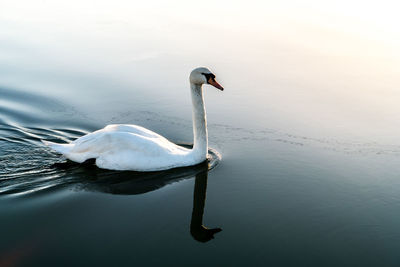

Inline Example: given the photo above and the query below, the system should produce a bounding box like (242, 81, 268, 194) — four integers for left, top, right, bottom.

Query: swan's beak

(208, 78, 224, 91)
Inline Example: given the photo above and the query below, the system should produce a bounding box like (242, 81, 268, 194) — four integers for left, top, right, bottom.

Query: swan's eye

(201, 73, 216, 83)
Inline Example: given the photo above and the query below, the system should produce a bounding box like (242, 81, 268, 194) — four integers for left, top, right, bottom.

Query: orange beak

(208, 78, 224, 91)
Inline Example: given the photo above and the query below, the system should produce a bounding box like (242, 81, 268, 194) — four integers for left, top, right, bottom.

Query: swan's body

(44, 67, 223, 171)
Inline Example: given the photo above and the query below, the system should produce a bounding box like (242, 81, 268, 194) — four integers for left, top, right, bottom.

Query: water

(1, 1, 400, 266)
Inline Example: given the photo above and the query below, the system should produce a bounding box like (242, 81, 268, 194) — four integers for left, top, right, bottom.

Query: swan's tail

(42, 140, 74, 155)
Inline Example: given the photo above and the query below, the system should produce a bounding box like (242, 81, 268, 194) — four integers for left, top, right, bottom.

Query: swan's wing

(71, 124, 166, 147)
(71, 130, 174, 154)
(104, 124, 166, 139)
(70, 127, 186, 153)
(61, 124, 190, 170)
(68, 131, 189, 170)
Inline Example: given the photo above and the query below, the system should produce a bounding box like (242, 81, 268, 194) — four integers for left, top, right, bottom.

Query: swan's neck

(190, 83, 208, 161)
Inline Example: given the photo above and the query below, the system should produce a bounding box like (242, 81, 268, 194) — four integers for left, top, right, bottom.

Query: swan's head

(190, 67, 224, 91)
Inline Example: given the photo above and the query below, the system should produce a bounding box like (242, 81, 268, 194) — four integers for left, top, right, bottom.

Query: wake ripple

(0, 124, 221, 197)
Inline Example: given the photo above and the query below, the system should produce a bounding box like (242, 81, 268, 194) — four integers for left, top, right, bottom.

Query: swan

(43, 67, 224, 171)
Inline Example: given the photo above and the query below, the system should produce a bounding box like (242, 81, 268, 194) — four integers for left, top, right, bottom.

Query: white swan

(44, 67, 224, 171)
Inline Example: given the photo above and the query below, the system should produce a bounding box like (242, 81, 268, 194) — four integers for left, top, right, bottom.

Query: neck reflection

(190, 169, 222, 242)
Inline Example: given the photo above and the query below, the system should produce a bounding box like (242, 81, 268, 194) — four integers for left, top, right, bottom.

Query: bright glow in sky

(1, 0, 399, 140)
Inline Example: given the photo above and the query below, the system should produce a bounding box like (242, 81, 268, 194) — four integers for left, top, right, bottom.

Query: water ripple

(0, 125, 221, 197)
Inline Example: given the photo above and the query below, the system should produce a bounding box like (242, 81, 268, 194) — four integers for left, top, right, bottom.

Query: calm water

(1, 1, 400, 266)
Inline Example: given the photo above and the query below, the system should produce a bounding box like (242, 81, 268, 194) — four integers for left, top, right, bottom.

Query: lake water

(1, 1, 400, 266)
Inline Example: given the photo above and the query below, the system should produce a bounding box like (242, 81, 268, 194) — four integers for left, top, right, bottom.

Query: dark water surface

(2, 1, 400, 266)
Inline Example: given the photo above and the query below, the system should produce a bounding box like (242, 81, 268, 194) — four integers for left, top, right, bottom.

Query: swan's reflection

(60, 160, 223, 242)
(190, 169, 222, 242)
(2, 146, 222, 242)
